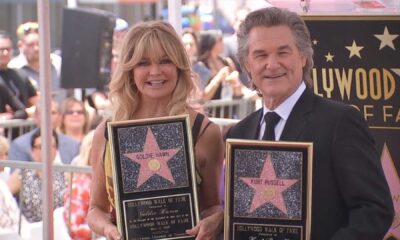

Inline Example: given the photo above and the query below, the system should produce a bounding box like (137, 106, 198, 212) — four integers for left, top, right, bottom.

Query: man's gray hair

(236, 7, 314, 87)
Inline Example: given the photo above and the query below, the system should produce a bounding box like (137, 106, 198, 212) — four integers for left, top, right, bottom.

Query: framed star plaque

(224, 139, 313, 240)
(107, 115, 199, 240)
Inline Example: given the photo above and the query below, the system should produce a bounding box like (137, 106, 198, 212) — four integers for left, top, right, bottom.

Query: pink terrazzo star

(381, 143, 400, 239)
(124, 127, 180, 188)
(240, 153, 298, 215)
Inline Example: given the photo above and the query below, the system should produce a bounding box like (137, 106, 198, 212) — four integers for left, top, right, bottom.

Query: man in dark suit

(226, 7, 394, 239)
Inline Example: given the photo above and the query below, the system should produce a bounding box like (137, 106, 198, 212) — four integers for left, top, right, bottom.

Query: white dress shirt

(258, 82, 306, 140)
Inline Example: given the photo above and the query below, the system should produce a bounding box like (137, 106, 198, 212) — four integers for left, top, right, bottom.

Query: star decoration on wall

(345, 40, 364, 59)
(240, 153, 298, 215)
(374, 26, 399, 50)
(391, 68, 400, 77)
(325, 52, 334, 62)
(312, 39, 318, 45)
(381, 143, 400, 239)
(124, 127, 180, 188)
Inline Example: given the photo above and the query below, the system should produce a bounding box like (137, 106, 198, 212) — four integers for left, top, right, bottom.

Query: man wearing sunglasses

(0, 30, 37, 114)
(8, 22, 70, 104)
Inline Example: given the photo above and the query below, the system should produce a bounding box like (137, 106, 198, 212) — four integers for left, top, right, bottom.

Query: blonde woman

(0, 136, 10, 181)
(59, 97, 89, 142)
(87, 21, 224, 240)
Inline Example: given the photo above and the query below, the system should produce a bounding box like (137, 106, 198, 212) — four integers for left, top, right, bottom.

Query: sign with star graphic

(224, 140, 313, 240)
(303, 16, 399, 240)
(107, 115, 199, 240)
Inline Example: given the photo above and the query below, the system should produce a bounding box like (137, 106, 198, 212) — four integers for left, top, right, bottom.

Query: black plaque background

(123, 194, 194, 239)
(225, 140, 312, 240)
(108, 115, 199, 240)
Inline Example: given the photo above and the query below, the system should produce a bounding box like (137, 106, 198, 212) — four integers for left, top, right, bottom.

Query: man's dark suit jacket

(226, 88, 394, 239)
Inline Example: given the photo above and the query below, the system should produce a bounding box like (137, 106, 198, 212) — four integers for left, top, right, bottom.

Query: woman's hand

(217, 66, 230, 82)
(186, 206, 224, 240)
(225, 71, 244, 97)
(103, 223, 122, 240)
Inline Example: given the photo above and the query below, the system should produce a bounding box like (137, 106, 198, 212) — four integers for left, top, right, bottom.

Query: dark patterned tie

(262, 112, 281, 141)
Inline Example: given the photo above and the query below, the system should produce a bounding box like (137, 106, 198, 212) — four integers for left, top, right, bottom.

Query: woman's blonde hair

(73, 130, 95, 167)
(0, 135, 9, 158)
(65, 131, 94, 181)
(109, 21, 197, 121)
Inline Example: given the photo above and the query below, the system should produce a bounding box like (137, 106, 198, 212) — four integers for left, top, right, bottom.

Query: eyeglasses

(65, 110, 84, 115)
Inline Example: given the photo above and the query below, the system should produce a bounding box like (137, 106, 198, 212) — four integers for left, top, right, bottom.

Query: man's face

(0, 38, 13, 69)
(20, 32, 40, 65)
(245, 25, 306, 106)
(34, 101, 61, 129)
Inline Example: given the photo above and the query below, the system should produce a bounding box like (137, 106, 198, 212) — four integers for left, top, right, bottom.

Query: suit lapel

(245, 109, 263, 139)
(280, 88, 315, 141)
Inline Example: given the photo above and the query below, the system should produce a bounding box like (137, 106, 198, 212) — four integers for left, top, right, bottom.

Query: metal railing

(210, 117, 239, 130)
(0, 160, 92, 240)
(0, 119, 36, 142)
(203, 98, 256, 119)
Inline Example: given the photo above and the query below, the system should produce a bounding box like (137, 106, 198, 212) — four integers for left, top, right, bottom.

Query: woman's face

(63, 102, 86, 130)
(133, 45, 178, 102)
(32, 136, 57, 162)
(182, 33, 198, 60)
(211, 36, 224, 55)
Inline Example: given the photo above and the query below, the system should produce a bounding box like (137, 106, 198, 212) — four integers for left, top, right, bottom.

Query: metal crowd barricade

(0, 119, 36, 141)
(203, 98, 256, 119)
(0, 160, 94, 240)
(210, 117, 240, 130)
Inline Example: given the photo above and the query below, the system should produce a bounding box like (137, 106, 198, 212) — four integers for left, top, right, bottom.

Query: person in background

(0, 135, 21, 232)
(63, 130, 94, 240)
(222, 7, 251, 88)
(0, 136, 11, 181)
(8, 22, 70, 103)
(198, 29, 242, 100)
(182, 28, 210, 91)
(0, 81, 28, 120)
(0, 178, 20, 233)
(226, 7, 394, 239)
(59, 97, 90, 142)
(8, 99, 79, 164)
(87, 21, 224, 240)
(83, 17, 128, 131)
(7, 128, 66, 223)
(0, 30, 37, 115)
(110, 17, 129, 77)
(182, 28, 221, 104)
(85, 91, 110, 130)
